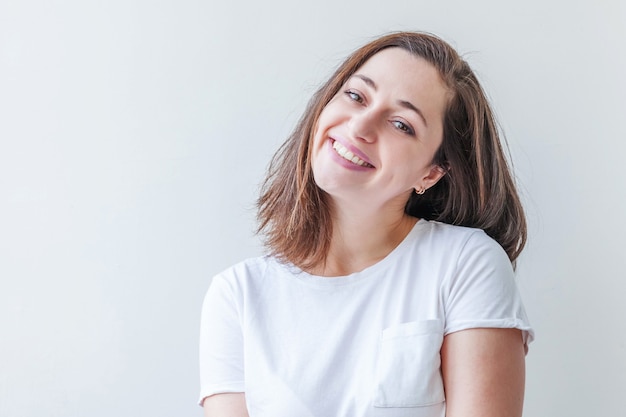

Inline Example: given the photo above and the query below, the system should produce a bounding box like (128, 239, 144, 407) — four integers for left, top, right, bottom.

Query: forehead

(352, 47, 449, 120)
(355, 47, 445, 89)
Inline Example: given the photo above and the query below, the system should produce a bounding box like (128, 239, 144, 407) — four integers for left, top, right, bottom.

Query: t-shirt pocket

(373, 319, 445, 408)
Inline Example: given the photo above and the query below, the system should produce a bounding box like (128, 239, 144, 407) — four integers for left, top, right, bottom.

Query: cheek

(389, 150, 434, 182)
(310, 125, 324, 165)
(312, 109, 331, 144)
(311, 105, 340, 154)
(310, 125, 328, 173)
(316, 98, 345, 127)
(314, 111, 331, 135)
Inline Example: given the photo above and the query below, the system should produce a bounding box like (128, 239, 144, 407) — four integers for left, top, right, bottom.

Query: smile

(331, 141, 374, 168)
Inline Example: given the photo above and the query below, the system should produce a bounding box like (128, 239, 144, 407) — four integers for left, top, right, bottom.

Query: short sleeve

(198, 274, 245, 405)
(441, 231, 534, 348)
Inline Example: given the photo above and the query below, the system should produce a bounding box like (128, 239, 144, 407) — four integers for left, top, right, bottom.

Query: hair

(257, 31, 526, 269)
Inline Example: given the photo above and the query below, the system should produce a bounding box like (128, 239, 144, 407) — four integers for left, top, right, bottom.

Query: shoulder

(413, 221, 514, 296)
(210, 255, 274, 289)
(215, 256, 272, 280)
(208, 255, 300, 298)
(415, 220, 503, 260)
(419, 219, 487, 240)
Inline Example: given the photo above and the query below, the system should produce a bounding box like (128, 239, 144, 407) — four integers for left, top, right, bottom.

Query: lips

(331, 139, 374, 168)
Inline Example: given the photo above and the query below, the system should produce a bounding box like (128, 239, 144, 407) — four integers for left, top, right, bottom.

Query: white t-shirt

(199, 220, 534, 417)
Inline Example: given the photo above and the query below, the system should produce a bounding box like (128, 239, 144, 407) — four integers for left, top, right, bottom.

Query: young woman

(199, 32, 534, 417)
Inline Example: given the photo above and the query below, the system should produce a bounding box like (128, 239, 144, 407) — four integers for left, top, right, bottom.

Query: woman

(199, 32, 534, 417)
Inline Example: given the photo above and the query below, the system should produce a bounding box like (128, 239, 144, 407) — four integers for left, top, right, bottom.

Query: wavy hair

(257, 32, 526, 269)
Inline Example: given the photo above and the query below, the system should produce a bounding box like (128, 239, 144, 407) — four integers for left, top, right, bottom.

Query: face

(311, 47, 449, 212)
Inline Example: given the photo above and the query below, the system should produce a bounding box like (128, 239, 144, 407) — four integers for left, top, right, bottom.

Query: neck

(309, 202, 418, 277)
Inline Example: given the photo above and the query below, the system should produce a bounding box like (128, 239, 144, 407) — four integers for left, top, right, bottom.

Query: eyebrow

(353, 74, 428, 127)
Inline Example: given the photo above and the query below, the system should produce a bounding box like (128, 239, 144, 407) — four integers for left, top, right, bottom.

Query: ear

(414, 164, 447, 193)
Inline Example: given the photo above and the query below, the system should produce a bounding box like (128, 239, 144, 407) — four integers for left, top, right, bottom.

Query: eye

(391, 120, 415, 136)
(344, 89, 364, 103)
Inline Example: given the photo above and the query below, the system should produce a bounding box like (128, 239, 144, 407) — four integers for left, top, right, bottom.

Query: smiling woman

(310, 48, 448, 233)
(199, 32, 533, 417)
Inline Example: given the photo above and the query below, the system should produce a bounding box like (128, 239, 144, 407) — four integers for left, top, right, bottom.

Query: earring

(415, 187, 425, 195)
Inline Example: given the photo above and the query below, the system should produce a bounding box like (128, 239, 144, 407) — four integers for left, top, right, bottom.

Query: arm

(199, 274, 248, 415)
(441, 328, 526, 417)
(202, 393, 249, 417)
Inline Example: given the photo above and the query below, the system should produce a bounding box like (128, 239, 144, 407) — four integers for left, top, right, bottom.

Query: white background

(1, 1, 625, 416)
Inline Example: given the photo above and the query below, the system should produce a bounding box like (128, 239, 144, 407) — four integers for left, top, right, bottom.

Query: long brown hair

(257, 32, 526, 268)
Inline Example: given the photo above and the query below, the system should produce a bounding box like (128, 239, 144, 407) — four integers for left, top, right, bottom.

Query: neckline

(274, 219, 428, 288)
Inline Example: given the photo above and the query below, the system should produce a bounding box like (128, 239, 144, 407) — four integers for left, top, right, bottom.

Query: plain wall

(1, 0, 625, 416)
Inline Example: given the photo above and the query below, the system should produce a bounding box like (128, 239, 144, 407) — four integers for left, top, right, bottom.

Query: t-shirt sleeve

(442, 230, 534, 348)
(198, 273, 245, 405)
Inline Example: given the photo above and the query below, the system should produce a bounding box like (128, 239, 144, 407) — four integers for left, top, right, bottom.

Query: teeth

(332, 141, 371, 167)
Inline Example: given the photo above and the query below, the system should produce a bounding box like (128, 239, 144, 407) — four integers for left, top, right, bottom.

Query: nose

(348, 108, 379, 143)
